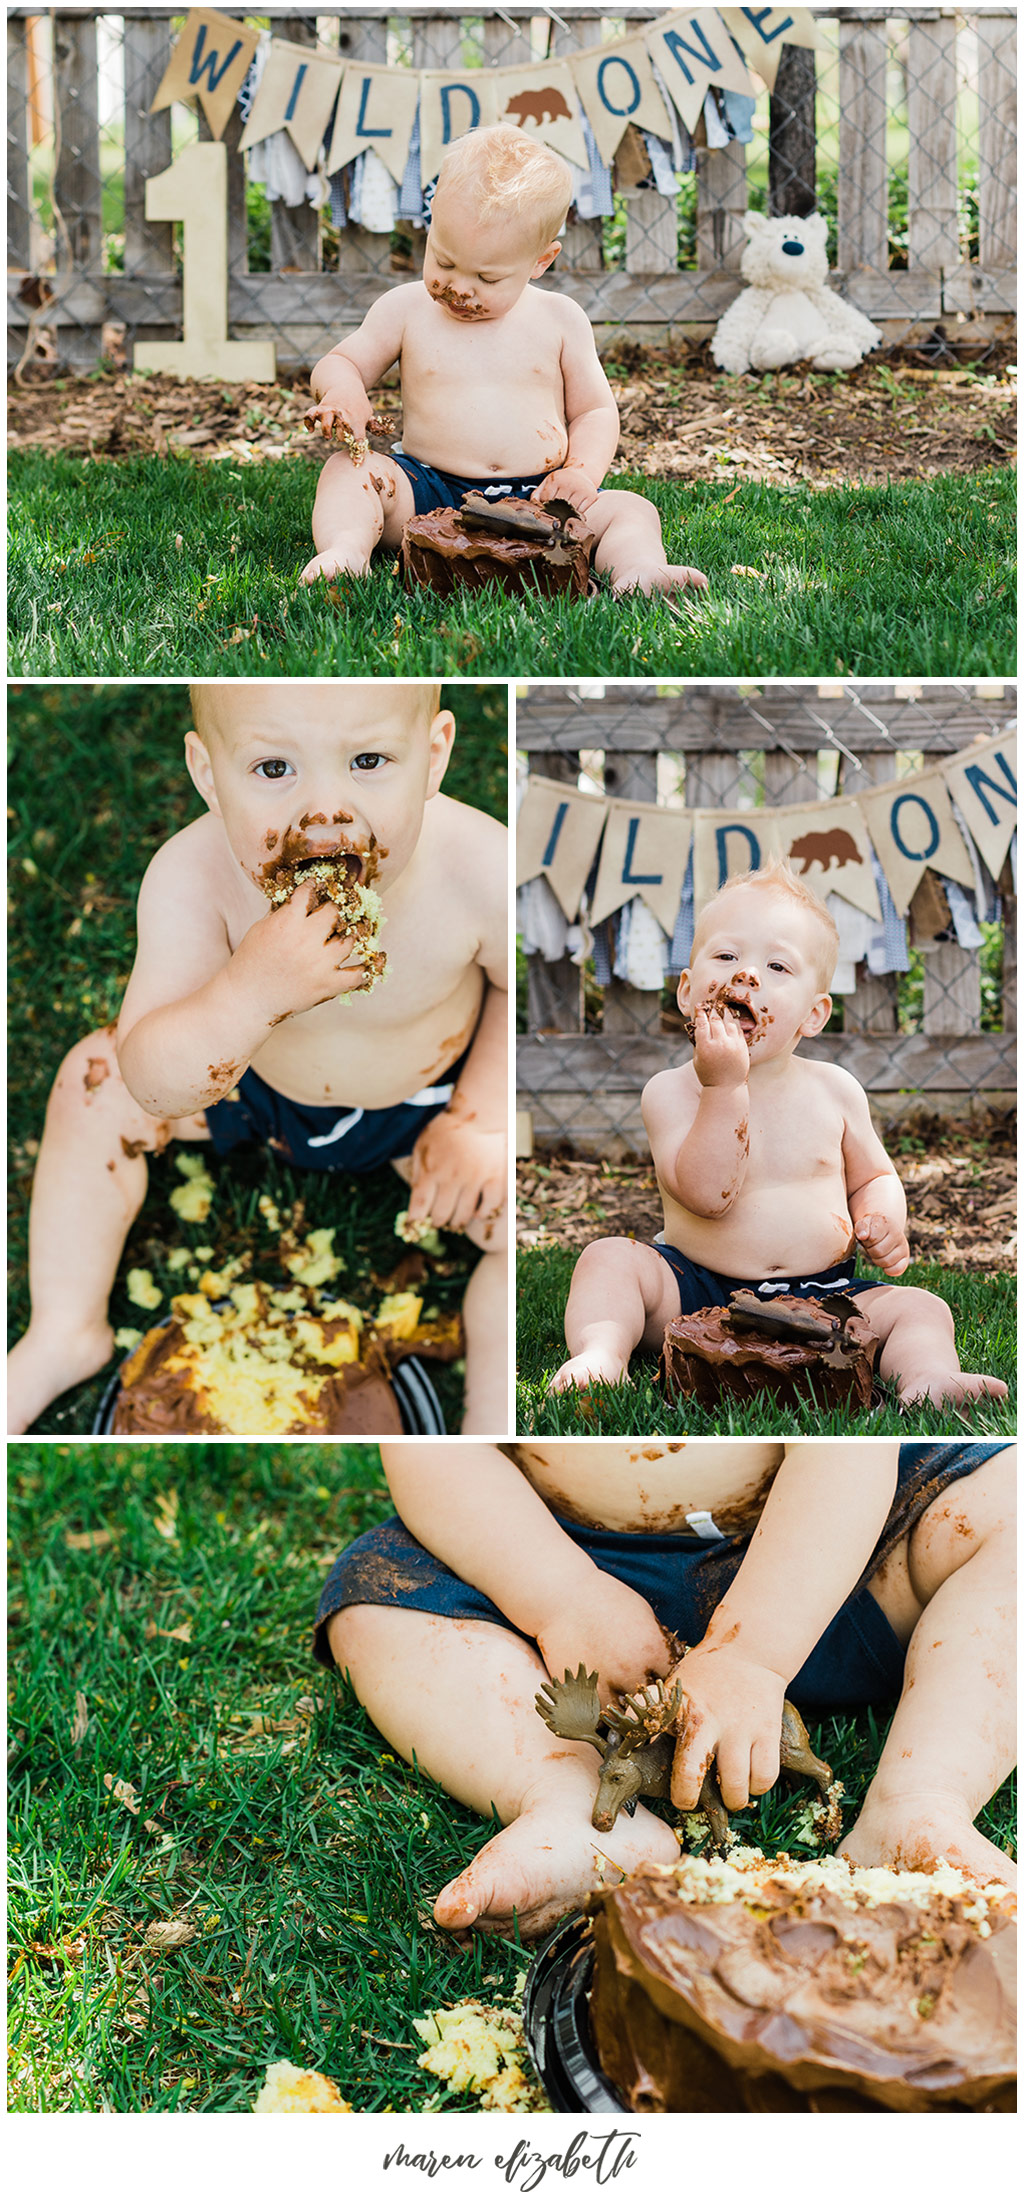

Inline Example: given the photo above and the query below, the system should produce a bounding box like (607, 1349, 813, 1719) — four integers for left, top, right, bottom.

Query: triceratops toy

(535, 1664, 841, 1847)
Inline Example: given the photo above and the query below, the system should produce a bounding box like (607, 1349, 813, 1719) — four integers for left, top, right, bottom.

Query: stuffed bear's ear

(743, 210, 769, 236)
(807, 212, 829, 242)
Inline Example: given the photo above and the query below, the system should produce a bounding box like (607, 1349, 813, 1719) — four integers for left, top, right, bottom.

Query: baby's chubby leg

(549, 1236, 680, 1394)
(585, 489, 708, 600)
(328, 1605, 679, 1941)
(7, 1031, 208, 1434)
(855, 1282, 1009, 1409)
(843, 1448, 1016, 1886)
(301, 449, 416, 586)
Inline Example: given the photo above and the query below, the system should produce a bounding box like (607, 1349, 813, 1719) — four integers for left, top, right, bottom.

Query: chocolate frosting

(402, 501, 594, 600)
(587, 1867, 1016, 2113)
(661, 1296, 878, 1412)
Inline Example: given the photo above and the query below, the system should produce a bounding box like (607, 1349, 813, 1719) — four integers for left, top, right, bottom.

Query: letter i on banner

(150, 7, 260, 139)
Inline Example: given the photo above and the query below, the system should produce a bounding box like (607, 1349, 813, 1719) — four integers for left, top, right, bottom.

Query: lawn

(7, 682, 507, 1437)
(9, 1440, 1015, 2113)
(7, 450, 1015, 678)
(516, 1247, 1016, 1438)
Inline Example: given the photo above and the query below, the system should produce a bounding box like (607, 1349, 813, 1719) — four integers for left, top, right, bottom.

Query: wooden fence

(517, 684, 1016, 1152)
(7, 6, 1017, 373)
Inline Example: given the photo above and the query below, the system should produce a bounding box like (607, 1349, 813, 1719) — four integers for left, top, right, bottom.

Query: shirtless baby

(550, 861, 1006, 1411)
(300, 124, 707, 600)
(318, 1438, 1016, 1938)
(8, 683, 508, 1436)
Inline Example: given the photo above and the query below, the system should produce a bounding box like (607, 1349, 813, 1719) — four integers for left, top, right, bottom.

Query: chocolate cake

(586, 1852, 1017, 2113)
(258, 831, 387, 992)
(660, 1293, 879, 1413)
(110, 1282, 460, 1436)
(402, 495, 594, 599)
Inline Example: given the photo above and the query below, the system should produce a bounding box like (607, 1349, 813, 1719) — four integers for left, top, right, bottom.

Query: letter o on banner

(889, 791, 940, 863)
(597, 54, 642, 118)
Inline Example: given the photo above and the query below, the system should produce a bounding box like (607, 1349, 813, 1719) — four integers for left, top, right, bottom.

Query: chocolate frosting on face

(587, 1865, 1017, 2113)
(661, 1296, 878, 1412)
(111, 1318, 404, 1436)
(402, 502, 594, 600)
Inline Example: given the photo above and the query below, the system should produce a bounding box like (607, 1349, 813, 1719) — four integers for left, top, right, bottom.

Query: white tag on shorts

(685, 1510, 725, 1540)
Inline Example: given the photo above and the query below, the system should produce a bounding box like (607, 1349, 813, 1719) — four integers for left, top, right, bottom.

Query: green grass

(516, 1247, 1016, 1438)
(8, 451, 1016, 677)
(7, 683, 507, 1435)
(9, 1440, 1015, 2112)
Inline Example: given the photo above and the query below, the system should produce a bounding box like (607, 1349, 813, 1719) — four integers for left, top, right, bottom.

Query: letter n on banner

(515, 775, 609, 919)
(645, 9, 752, 133)
(942, 732, 1018, 877)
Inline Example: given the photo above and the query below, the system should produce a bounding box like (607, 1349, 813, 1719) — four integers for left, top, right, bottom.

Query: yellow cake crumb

(376, 1291, 423, 1338)
(252, 2060, 352, 2113)
(126, 1268, 162, 1311)
(170, 1153, 215, 1223)
(413, 2000, 549, 2113)
(394, 1210, 444, 1256)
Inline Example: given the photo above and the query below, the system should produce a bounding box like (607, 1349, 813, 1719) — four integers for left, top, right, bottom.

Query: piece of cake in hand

(7, 682, 508, 1437)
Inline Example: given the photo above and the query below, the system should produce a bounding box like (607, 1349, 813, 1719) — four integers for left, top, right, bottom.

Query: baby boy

(8, 683, 508, 1436)
(550, 861, 1006, 1410)
(318, 1438, 1015, 1938)
(301, 123, 707, 600)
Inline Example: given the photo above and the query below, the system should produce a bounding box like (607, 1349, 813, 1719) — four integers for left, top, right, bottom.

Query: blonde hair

(693, 859, 839, 988)
(189, 683, 443, 742)
(435, 123, 573, 250)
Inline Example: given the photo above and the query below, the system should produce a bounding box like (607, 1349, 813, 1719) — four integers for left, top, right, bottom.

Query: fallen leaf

(144, 1919, 197, 1951)
(730, 563, 766, 579)
(153, 1488, 179, 1541)
(69, 1690, 89, 1747)
(66, 1528, 115, 1552)
(104, 1773, 142, 1815)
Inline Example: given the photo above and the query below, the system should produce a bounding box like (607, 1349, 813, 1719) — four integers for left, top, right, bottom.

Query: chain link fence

(7, 7, 1016, 374)
(517, 682, 1016, 1152)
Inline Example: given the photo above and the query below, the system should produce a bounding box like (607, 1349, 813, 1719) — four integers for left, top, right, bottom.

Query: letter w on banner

(645, 8, 753, 133)
(516, 776, 608, 920)
(942, 732, 1017, 877)
(150, 7, 260, 140)
(591, 800, 692, 933)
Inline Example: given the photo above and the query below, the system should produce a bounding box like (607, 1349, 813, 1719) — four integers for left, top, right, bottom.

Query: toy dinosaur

(535, 1663, 841, 1846)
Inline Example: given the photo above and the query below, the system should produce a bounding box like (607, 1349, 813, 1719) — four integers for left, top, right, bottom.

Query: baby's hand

(303, 398, 370, 449)
(407, 1113, 505, 1239)
(234, 886, 369, 1024)
(666, 1645, 787, 1813)
(535, 1572, 674, 1713)
(691, 1004, 750, 1089)
(533, 467, 600, 515)
(853, 1211, 910, 1277)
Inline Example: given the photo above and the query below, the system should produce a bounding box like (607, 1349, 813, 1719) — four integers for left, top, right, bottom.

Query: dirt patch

(7, 358, 1015, 488)
(517, 1110, 1015, 1273)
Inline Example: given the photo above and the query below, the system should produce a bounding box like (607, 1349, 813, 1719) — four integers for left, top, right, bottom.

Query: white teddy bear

(712, 210, 882, 375)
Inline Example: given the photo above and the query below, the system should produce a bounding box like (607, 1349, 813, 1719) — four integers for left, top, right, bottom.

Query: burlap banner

(489, 62, 589, 168)
(644, 8, 753, 135)
(568, 34, 673, 166)
(858, 769, 975, 916)
(591, 799, 692, 933)
(942, 732, 1018, 878)
(150, 7, 260, 140)
(238, 38, 343, 169)
(766, 800, 882, 920)
(515, 776, 608, 920)
(419, 70, 500, 190)
(719, 7, 820, 92)
(691, 806, 784, 918)
(325, 64, 420, 186)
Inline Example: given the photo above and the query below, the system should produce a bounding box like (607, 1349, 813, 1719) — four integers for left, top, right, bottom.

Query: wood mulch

(7, 354, 1016, 488)
(516, 1109, 1015, 1274)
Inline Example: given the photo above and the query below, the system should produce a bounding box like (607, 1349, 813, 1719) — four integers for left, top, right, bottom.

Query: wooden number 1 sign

(134, 142, 276, 382)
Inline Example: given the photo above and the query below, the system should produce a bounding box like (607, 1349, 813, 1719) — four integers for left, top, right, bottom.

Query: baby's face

(186, 686, 453, 894)
(679, 886, 832, 1060)
(423, 187, 558, 323)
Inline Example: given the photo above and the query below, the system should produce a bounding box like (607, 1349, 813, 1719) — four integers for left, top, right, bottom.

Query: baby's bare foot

(7, 1320, 115, 1435)
(433, 1793, 680, 1942)
(842, 1789, 1017, 1890)
(610, 563, 709, 600)
(300, 544, 372, 586)
(547, 1349, 629, 1396)
(896, 1371, 1009, 1409)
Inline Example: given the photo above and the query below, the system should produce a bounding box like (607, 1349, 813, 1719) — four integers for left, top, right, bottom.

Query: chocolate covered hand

(666, 1645, 787, 1812)
(303, 397, 371, 448)
(407, 1113, 505, 1239)
(234, 886, 368, 1023)
(533, 466, 600, 514)
(535, 1572, 674, 1713)
(691, 1005, 750, 1089)
(853, 1211, 910, 1277)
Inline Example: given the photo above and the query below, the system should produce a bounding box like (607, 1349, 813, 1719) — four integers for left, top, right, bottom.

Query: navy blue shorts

(314, 1442, 1006, 1705)
(391, 450, 549, 518)
(204, 1052, 467, 1175)
(653, 1245, 882, 1316)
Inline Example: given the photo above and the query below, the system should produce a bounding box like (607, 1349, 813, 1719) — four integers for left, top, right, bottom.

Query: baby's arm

(839, 1070, 910, 1276)
(117, 837, 370, 1117)
(643, 1009, 752, 1217)
(533, 299, 620, 512)
(306, 290, 408, 443)
(406, 816, 508, 1237)
(669, 1443, 900, 1809)
(380, 1443, 672, 1703)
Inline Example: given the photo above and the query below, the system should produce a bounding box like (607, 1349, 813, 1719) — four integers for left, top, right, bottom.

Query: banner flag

(515, 776, 608, 919)
(941, 733, 1018, 877)
(419, 70, 499, 187)
(569, 34, 673, 165)
(150, 8, 260, 140)
(644, 9, 753, 133)
(858, 770, 975, 915)
(325, 63, 420, 185)
(719, 7, 820, 92)
(770, 801, 881, 919)
(591, 800, 691, 933)
(238, 38, 343, 168)
(489, 62, 589, 168)
(691, 807, 783, 918)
